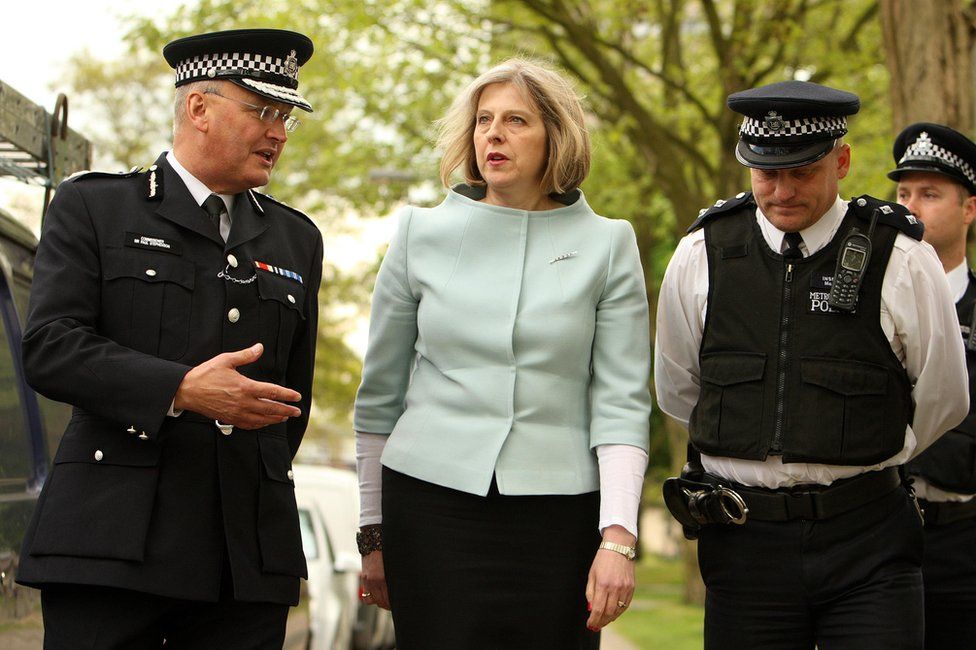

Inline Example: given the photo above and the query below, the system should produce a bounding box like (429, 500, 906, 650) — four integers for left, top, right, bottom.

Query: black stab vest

(688, 207, 913, 465)
(907, 270, 976, 492)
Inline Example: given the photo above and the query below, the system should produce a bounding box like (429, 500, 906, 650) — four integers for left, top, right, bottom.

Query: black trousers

(40, 583, 288, 649)
(921, 515, 976, 649)
(382, 467, 601, 650)
(697, 485, 924, 650)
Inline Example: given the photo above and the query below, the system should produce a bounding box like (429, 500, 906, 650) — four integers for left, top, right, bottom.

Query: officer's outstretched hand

(173, 343, 302, 429)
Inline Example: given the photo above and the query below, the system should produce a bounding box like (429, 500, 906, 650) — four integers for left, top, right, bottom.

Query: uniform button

(227, 254, 238, 268)
(228, 308, 240, 323)
(856, 198, 868, 207)
(287, 294, 296, 304)
(94, 450, 104, 461)
(145, 269, 156, 277)
(735, 192, 746, 199)
(287, 469, 294, 480)
(127, 426, 136, 434)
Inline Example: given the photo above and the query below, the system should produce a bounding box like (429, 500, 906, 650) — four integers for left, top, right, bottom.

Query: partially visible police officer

(15, 29, 323, 649)
(656, 81, 968, 649)
(889, 123, 976, 649)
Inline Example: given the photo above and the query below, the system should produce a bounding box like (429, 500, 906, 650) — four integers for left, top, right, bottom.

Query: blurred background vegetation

(43, 0, 976, 616)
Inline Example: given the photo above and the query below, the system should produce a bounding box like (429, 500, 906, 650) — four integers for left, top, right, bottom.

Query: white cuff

(167, 399, 183, 418)
(596, 444, 648, 538)
(356, 432, 388, 526)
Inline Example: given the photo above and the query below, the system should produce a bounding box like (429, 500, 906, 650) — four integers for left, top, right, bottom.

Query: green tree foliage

(60, 0, 894, 457)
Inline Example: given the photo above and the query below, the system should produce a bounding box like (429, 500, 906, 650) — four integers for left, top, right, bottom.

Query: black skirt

(382, 467, 601, 650)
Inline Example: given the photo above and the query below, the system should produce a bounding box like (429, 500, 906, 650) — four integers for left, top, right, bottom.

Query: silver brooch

(549, 251, 579, 264)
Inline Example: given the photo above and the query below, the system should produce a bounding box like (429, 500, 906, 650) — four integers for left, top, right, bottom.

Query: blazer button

(227, 254, 238, 268)
(227, 308, 241, 323)
(145, 269, 156, 277)
(287, 469, 294, 480)
(287, 294, 296, 304)
(94, 450, 104, 461)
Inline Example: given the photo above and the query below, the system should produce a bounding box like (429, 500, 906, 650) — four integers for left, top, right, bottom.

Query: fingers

(252, 380, 301, 404)
(220, 343, 264, 367)
(585, 553, 636, 631)
(361, 552, 391, 610)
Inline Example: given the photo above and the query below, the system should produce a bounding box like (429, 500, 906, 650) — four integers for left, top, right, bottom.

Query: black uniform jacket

(16, 153, 323, 606)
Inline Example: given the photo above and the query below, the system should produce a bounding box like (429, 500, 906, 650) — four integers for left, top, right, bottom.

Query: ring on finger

(362, 591, 372, 598)
(616, 600, 628, 608)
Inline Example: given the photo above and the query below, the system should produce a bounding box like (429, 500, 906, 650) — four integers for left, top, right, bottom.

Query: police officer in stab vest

(655, 81, 968, 649)
(889, 123, 976, 649)
(15, 29, 323, 648)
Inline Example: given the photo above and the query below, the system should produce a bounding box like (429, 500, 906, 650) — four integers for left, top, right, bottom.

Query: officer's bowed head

(888, 123, 976, 196)
(727, 80, 860, 170)
(163, 28, 314, 112)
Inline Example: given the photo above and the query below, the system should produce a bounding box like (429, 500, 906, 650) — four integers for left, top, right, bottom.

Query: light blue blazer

(354, 185, 652, 496)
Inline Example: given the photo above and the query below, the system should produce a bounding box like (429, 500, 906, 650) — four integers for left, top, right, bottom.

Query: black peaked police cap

(164, 28, 314, 112)
(888, 122, 976, 195)
(727, 80, 860, 170)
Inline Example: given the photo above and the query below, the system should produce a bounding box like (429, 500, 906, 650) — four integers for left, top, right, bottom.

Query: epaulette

(687, 191, 755, 232)
(250, 189, 316, 227)
(66, 168, 141, 183)
(849, 195, 924, 241)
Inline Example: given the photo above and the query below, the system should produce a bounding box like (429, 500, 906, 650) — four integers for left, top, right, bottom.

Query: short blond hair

(436, 58, 590, 194)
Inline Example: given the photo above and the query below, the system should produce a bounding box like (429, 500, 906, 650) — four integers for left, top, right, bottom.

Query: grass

(612, 554, 704, 649)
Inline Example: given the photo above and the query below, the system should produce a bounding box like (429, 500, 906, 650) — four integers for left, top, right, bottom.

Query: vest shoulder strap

(849, 195, 924, 241)
(688, 191, 755, 233)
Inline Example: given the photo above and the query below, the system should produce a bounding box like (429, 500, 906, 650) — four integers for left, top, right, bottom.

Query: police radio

(827, 208, 879, 313)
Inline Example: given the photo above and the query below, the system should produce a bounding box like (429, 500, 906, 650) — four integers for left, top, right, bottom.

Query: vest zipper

(772, 261, 795, 453)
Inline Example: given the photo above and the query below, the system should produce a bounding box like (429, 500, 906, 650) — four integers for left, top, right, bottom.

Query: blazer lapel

(226, 189, 269, 250)
(153, 156, 224, 247)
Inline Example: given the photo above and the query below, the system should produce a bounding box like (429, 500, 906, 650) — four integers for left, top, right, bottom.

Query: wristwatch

(356, 525, 382, 555)
(599, 540, 637, 560)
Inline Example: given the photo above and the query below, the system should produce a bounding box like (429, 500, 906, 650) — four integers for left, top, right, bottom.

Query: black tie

(202, 194, 225, 233)
(783, 231, 804, 259)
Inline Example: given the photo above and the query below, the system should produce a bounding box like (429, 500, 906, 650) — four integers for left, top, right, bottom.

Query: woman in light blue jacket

(354, 58, 652, 649)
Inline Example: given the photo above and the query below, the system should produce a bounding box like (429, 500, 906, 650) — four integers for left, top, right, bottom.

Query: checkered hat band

(899, 141, 976, 188)
(239, 78, 311, 111)
(740, 115, 847, 139)
(175, 52, 298, 86)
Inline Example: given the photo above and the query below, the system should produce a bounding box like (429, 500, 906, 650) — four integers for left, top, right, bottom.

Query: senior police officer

(889, 123, 976, 649)
(15, 29, 323, 648)
(656, 81, 968, 649)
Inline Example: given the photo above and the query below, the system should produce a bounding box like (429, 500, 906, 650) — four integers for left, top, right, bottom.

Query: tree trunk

(880, 0, 976, 132)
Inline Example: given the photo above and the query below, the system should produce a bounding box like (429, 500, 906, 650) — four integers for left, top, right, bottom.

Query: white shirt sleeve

(654, 230, 708, 427)
(356, 432, 388, 526)
(596, 443, 648, 538)
(883, 237, 969, 456)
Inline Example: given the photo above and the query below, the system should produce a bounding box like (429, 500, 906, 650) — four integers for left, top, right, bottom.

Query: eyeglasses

(204, 90, 301, 132)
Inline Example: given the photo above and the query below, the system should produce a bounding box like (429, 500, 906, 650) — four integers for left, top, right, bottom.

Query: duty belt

(918, 498, 976, 526)
(664, 466, 902, 537)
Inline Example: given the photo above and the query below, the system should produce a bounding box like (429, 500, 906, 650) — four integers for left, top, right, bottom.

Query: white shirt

(913, 260, 974, 502)
(166, 151, 234, 241)
(655, 196, 969, 488)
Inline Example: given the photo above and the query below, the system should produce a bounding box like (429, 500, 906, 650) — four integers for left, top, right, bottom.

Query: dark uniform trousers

(698, 486, 924, 650)
(15, 153, 323, 646)
(920, 517, 976, 648)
